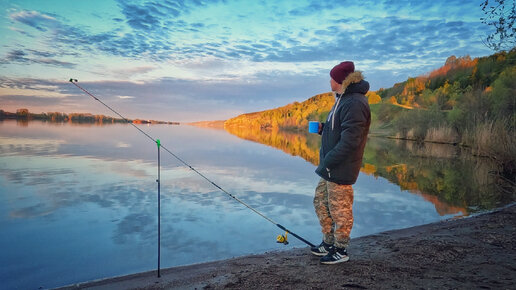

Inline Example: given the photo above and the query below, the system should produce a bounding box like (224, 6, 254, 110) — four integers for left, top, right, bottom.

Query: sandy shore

(59, 204, 515, 289)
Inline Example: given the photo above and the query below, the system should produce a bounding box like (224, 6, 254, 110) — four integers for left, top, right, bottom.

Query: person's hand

(318, 123, 323, 134)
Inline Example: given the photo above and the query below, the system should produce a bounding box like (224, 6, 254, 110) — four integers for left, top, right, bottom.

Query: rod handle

(276, 224, 315, 247)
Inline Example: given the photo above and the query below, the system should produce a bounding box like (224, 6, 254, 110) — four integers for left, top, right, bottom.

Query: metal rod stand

(157, 139, 161, 278)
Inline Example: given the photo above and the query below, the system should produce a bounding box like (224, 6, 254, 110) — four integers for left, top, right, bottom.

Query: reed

(465, 118, 516, 161)
(425, 125, 459, 144)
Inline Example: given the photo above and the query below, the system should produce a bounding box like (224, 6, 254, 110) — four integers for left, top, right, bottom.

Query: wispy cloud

(1, 49, 76, 68)
(3, 49, 29, 62)
(5, 1, 491, 68)
(112, 66, 157, 78)
(9, 10, 59, 32)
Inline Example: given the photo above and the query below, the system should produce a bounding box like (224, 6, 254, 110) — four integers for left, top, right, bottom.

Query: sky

(0, 0, 494, 122)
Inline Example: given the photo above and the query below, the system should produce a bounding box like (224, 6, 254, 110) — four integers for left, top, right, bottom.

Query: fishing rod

(69, 78, 315, 248)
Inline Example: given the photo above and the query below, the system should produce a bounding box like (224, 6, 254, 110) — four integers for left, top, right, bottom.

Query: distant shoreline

(187, 120, 226, 129)
(0, 109, 180, 125)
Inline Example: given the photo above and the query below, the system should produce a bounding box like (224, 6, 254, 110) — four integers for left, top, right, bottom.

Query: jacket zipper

(326, 95, 342, 178)
(326, 94, 341, 178)
(332, 95, 342, 130)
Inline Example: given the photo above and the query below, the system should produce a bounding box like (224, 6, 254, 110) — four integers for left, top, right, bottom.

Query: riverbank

(60, 204, 515, 289)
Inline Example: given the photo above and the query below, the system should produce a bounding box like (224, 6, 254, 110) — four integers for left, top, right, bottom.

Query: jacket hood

(336, 71, 369, 95)
(345, 79, 369, 95)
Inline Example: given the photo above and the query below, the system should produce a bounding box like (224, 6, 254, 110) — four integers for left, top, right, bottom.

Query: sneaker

(310, 241, 332, 256)
(320, 247, 349, 264)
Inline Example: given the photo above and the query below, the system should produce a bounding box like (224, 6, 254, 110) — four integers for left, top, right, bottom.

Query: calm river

(0, 120, 508, 289)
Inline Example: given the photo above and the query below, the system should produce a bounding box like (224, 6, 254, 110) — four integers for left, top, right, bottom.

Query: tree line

(0, 109, 179, 125)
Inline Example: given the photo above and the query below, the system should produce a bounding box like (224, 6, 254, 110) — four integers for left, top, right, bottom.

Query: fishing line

(69, 78, 315, 248)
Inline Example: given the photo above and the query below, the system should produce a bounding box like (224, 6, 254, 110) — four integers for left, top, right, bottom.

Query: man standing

(311, 61, 371, 264)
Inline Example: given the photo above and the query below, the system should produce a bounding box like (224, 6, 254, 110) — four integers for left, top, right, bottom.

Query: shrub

(394, 107, 445, 141)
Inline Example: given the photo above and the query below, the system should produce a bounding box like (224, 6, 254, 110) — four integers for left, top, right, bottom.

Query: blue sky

(0, 0, 494, 122)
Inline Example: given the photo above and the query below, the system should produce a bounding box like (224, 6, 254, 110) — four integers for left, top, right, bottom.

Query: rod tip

(69, 78, 78, 83)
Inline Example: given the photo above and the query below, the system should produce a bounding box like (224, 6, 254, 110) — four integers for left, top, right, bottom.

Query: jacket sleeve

(322, 100, 368, 169)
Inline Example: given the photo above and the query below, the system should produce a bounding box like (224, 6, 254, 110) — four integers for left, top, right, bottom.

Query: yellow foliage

(366, 91, 381, 104)
(388, 96, 398, 104)
(361, 163, 377, 175)
(225, 92, 334, 131)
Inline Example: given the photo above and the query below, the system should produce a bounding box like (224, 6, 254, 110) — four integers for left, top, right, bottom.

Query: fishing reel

(276, 231, 289, 245)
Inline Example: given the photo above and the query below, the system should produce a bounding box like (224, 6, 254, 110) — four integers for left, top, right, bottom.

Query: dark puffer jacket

(315, 72, 371, 185)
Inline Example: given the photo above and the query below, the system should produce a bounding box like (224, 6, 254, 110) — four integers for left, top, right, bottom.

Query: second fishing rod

(69, 78, 315, 248)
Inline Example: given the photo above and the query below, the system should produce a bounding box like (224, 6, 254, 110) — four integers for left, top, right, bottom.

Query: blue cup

(308, 121, 319, 133)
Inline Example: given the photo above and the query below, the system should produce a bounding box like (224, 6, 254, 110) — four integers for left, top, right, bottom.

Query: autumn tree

(16, 108, 29, 118)
(366, 91, 382, 104)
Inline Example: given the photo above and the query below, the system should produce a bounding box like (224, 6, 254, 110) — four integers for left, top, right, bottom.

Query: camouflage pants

(313, 178, 354, 248)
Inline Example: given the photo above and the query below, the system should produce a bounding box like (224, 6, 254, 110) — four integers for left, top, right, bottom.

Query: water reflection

(362, 138, 511, 212)
(225, 125, 321, 165)
(225, 126, 511, 213)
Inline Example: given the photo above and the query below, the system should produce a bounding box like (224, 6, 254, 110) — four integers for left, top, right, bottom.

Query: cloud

(7, 2, 490, 70)
(26, 49, 56, 58)
(115, 0, 212, 33)
(35, 58, 76, 68)
(0, 49, 76, 68)
(50, 24, 173, 61)
(120, 3, 167, 31)
(0, 72, 328, 122)
(9, 10, 153, 60)
(0, 77, 75, 102)
(3, 50, 29, 62)
(252, 15, 491, 66)
(8, 25, 34, 37)
(9, 10, 59, 32)
(111, 66, 157, 78)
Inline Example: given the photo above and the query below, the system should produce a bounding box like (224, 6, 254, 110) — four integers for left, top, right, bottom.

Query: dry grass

(459, 118, 516, 194)
(425, 125, 459, 144)
(465, 119, 516, 162)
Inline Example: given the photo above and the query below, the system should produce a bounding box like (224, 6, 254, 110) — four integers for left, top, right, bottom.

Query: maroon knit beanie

(330, 61, 355, 84)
